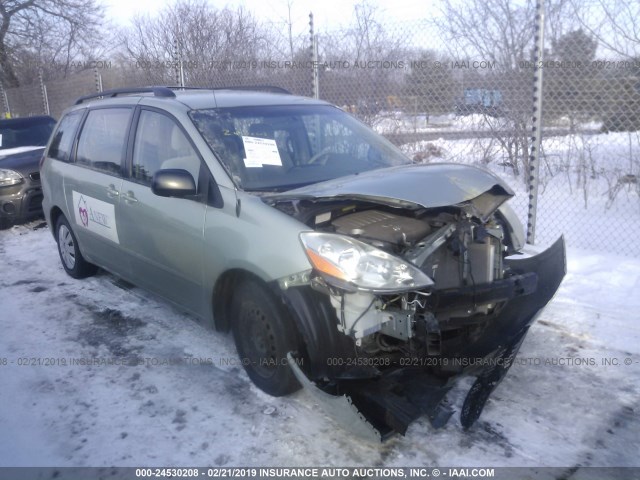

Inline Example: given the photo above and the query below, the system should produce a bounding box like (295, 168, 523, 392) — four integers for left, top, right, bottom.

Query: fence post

(0, 82, 10, 117)
(94, 66, 103, 93)
(173, 34, 184, 87)
(309, 12, 319, 99)
(39, 71, 50, 115)
(526, 0, 546, 245)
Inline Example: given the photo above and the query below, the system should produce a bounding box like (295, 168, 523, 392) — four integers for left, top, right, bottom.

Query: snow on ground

(371, 112, 602, 136)
(372, 112, 511, 135)
(0, 220, 639, 469)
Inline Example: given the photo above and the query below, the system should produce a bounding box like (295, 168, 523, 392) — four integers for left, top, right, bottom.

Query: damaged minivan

(40, 86, 565, 440)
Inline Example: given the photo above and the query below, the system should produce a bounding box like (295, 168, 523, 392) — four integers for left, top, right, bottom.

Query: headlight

(300, 231, 434, 293)
(0, 169, 23, 187)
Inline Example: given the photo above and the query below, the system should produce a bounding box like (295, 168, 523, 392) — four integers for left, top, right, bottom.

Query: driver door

(117, 107, 207, 315)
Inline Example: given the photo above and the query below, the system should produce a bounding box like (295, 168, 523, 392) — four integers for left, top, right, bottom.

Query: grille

(27, 193, 43, 212)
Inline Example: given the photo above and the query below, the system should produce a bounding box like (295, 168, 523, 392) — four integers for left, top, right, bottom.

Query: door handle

(121, 191, 138, 204)
(106, 184, 119, 198)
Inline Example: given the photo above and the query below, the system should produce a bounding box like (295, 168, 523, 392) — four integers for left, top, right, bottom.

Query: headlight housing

(300, 231, 434, 293)
(0, 169, 23, 187)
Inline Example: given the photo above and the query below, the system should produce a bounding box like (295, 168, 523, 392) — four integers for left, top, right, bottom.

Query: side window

(132, 110, 201, 187)
(48, 111, 83, 162)
(76, 108, 131, 175)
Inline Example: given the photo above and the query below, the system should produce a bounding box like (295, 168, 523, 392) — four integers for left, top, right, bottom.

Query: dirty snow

(0, 220, 638, 469)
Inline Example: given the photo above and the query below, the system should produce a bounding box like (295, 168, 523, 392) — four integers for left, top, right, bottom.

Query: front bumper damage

(286, 236, 566, 441)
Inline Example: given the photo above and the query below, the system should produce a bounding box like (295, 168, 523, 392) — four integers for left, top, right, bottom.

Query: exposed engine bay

(326, 208, 506, 341)
(265, 167, 565, 441)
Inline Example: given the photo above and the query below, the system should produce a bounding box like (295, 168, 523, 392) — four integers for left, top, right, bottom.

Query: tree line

(1, 0, 638, 133)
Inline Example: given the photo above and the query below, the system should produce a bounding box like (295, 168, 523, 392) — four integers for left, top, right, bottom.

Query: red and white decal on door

(72, 191, 119, 244)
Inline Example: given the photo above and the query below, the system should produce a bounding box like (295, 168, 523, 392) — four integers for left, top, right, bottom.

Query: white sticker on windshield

(72, 191, 119, 244)
(241, 135, 282, 168)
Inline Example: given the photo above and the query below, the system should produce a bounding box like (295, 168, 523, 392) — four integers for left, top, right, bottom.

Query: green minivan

(41, 86, 565, 440)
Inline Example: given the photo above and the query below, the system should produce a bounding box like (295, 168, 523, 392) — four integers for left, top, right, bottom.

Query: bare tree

(118, 0, 271, 87)
(433, 0, 537, 71)
(0, 0, 105, 87)
(570, 0, 639, 59)
(319, 1, 409, 116)
(431, 0, 571, 180)
(257, 0, 309, 62)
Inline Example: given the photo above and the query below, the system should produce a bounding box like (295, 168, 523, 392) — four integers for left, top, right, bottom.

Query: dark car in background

(0, 115, 56, 228)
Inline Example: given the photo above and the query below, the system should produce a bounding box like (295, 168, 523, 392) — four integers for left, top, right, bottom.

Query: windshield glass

(189, 105, 411, 191)
(0, 117, 56, 150)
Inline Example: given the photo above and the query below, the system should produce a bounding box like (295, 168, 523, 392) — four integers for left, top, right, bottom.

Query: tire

(231, 279, 303, 396)
(55, 215, 98, 279)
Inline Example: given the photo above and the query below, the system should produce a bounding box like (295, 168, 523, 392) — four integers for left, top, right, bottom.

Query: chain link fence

(2, 2, 638, 256)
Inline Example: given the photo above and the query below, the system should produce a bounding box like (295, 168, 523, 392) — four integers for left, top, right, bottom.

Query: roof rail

(74, 86, 176, 105)
(217, 85, 292, 94)
(73, 85, 292, 105)
(166, 85, 292, 94)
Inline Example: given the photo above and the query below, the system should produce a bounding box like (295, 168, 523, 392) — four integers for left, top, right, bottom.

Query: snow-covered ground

(373, 112, 491, 134)
(1, 221, 638, 468)
(371, 112, 602, 136)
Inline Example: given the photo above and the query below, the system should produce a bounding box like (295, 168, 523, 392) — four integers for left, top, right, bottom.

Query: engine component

(330, 291, 414, 341)
(332, 210, 430, 248)
(404, 223, 456, 267)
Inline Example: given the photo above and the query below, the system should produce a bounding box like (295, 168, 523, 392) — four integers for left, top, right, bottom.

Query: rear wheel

(56, 215, 97, 279)
(231, 279, 302, 396)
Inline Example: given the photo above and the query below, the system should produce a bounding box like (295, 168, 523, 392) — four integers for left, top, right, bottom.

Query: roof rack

(74, 84, 292, 105)
(74, 86, 176, 105)
(214, 85, 292, 94)
(166, 85, 291, 94)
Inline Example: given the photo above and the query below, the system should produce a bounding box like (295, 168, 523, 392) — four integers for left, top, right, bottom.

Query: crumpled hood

(266, 163, 514, 218)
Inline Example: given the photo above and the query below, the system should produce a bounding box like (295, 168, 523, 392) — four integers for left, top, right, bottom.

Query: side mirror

(151, 169, 196, 198)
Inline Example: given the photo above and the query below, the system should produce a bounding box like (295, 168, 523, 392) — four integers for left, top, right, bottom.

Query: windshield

(0, 117, 56, 150)
(189, 105, 411, 191)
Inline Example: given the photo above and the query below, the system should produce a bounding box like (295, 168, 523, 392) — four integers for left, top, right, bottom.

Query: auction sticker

(241, 135, 282, 168)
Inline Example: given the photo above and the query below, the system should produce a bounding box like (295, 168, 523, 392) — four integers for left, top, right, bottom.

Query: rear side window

(48, 111, 83, 162)
(76, 108, 132, 175)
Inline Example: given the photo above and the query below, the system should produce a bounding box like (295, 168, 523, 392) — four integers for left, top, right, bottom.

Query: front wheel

(231, 279, 303, 396)
(56, 215, 97, 279)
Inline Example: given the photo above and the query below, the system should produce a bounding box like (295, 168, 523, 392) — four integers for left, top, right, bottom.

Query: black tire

(55, 215, 98, 279)
(231, 279, 302, 396)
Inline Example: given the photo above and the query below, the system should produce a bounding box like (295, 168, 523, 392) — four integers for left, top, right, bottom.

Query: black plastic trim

(75, 87, 176, 105)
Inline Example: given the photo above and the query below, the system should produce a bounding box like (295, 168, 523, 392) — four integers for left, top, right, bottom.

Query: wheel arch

(211, 269, 354, 381)
(279, 286, 356, 381)
(211, 268, 267, 332)
(49, 206, 64, 240)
